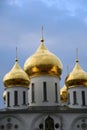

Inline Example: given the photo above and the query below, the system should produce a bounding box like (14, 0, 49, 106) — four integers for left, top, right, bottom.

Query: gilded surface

(24, 40, 63, 78)
(65, 61, 87, 88)
(3, 61, 30, 88)
(3, 91, 6, 101)
(60, 85, 68, 102)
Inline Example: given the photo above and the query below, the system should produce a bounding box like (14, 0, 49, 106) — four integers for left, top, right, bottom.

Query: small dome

(3, 59, 30, 88)
(3, 91, 6, 102)
(65, 60, 87, 88)
(24, 38, 63, 78)
(60, 85, 68, 102)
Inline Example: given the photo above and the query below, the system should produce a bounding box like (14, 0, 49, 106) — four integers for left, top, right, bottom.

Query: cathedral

(0, 34, 87, 130)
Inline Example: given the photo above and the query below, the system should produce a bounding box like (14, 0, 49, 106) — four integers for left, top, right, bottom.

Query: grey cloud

(39, 0, 87, 17)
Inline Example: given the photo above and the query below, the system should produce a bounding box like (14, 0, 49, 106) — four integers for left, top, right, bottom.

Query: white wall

(29, 75, 60, 106)
(0, 112, 87, 130)
(68, 86, 87, 108)
(6, 87, 28, 109)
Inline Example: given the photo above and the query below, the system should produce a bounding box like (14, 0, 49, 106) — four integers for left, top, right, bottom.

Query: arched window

(7, 92, 10, 107)
(82, 91, 86, 106)
(45, 116, 54, 130)
(23, 91, 26, 105)
(31, 83, 35, 103)
(43, 82, 48, 102)
(73, 91, 77, 105)
(68, 93, 70, 104)
(55, 83, 58, 103)
(14, 91, 18, 106)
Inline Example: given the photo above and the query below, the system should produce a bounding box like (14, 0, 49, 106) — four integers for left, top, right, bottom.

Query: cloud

(8, 0, 24, 6)
(0, 0, 87, 51)
(1, 0, 87, 15)
(0, 0, 86, 19)
(39, 0, 87, 16)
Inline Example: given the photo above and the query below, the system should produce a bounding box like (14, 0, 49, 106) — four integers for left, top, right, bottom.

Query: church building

(0, 33, 87, 130)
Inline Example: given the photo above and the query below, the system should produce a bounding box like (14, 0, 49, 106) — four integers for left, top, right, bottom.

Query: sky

(0, 0, 87, 108)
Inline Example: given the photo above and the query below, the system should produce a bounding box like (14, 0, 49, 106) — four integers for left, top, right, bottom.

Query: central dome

(24, 38, 63, 78)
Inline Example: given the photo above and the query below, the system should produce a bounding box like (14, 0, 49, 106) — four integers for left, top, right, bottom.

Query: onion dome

(3, 91, 6, 102)
(65, 50, 87, 88)
(3, 50, 30, 88)
(60, 85, 68, 102)
(24, 37, 63, 78)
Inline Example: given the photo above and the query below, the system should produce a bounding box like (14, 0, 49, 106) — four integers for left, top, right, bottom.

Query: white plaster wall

(61, 101, 68, 106)
(0, 115, 26, 130)
(68, 86, 87, 108)
(6, 87, 28, 109)
(60, 113, 87, 130)
(0, 112, 87, 130)
(29, 75, 60, 106)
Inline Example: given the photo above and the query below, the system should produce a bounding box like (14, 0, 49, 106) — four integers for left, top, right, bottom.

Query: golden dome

(24, 38, 63, 78)
(3, 91, 6, 102)
(3, 59, 30, 88)
(65, 60, 87, 88)
(60, 85, 68, 102)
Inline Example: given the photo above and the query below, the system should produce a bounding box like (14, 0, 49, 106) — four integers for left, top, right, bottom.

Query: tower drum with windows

(24, 37, 63, 106)
(65, 57, 87, 108)
(3, 57, 30, 109)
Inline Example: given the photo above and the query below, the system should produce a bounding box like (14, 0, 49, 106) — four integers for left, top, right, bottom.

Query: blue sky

(0, 0, 87, 108)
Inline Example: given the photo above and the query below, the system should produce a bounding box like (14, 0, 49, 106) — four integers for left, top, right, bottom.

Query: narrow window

(55, 83, 58, 103)
(7, 92, 10, 107)
(14, 91, 18, 106)
(23, 91, 26, 105)
(73, 91, 77, 105)
(68, 93, 70, 104)
(43, 82, 48, 101)
(82, 91, 86, 106)
(31, 83, 35, 103)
